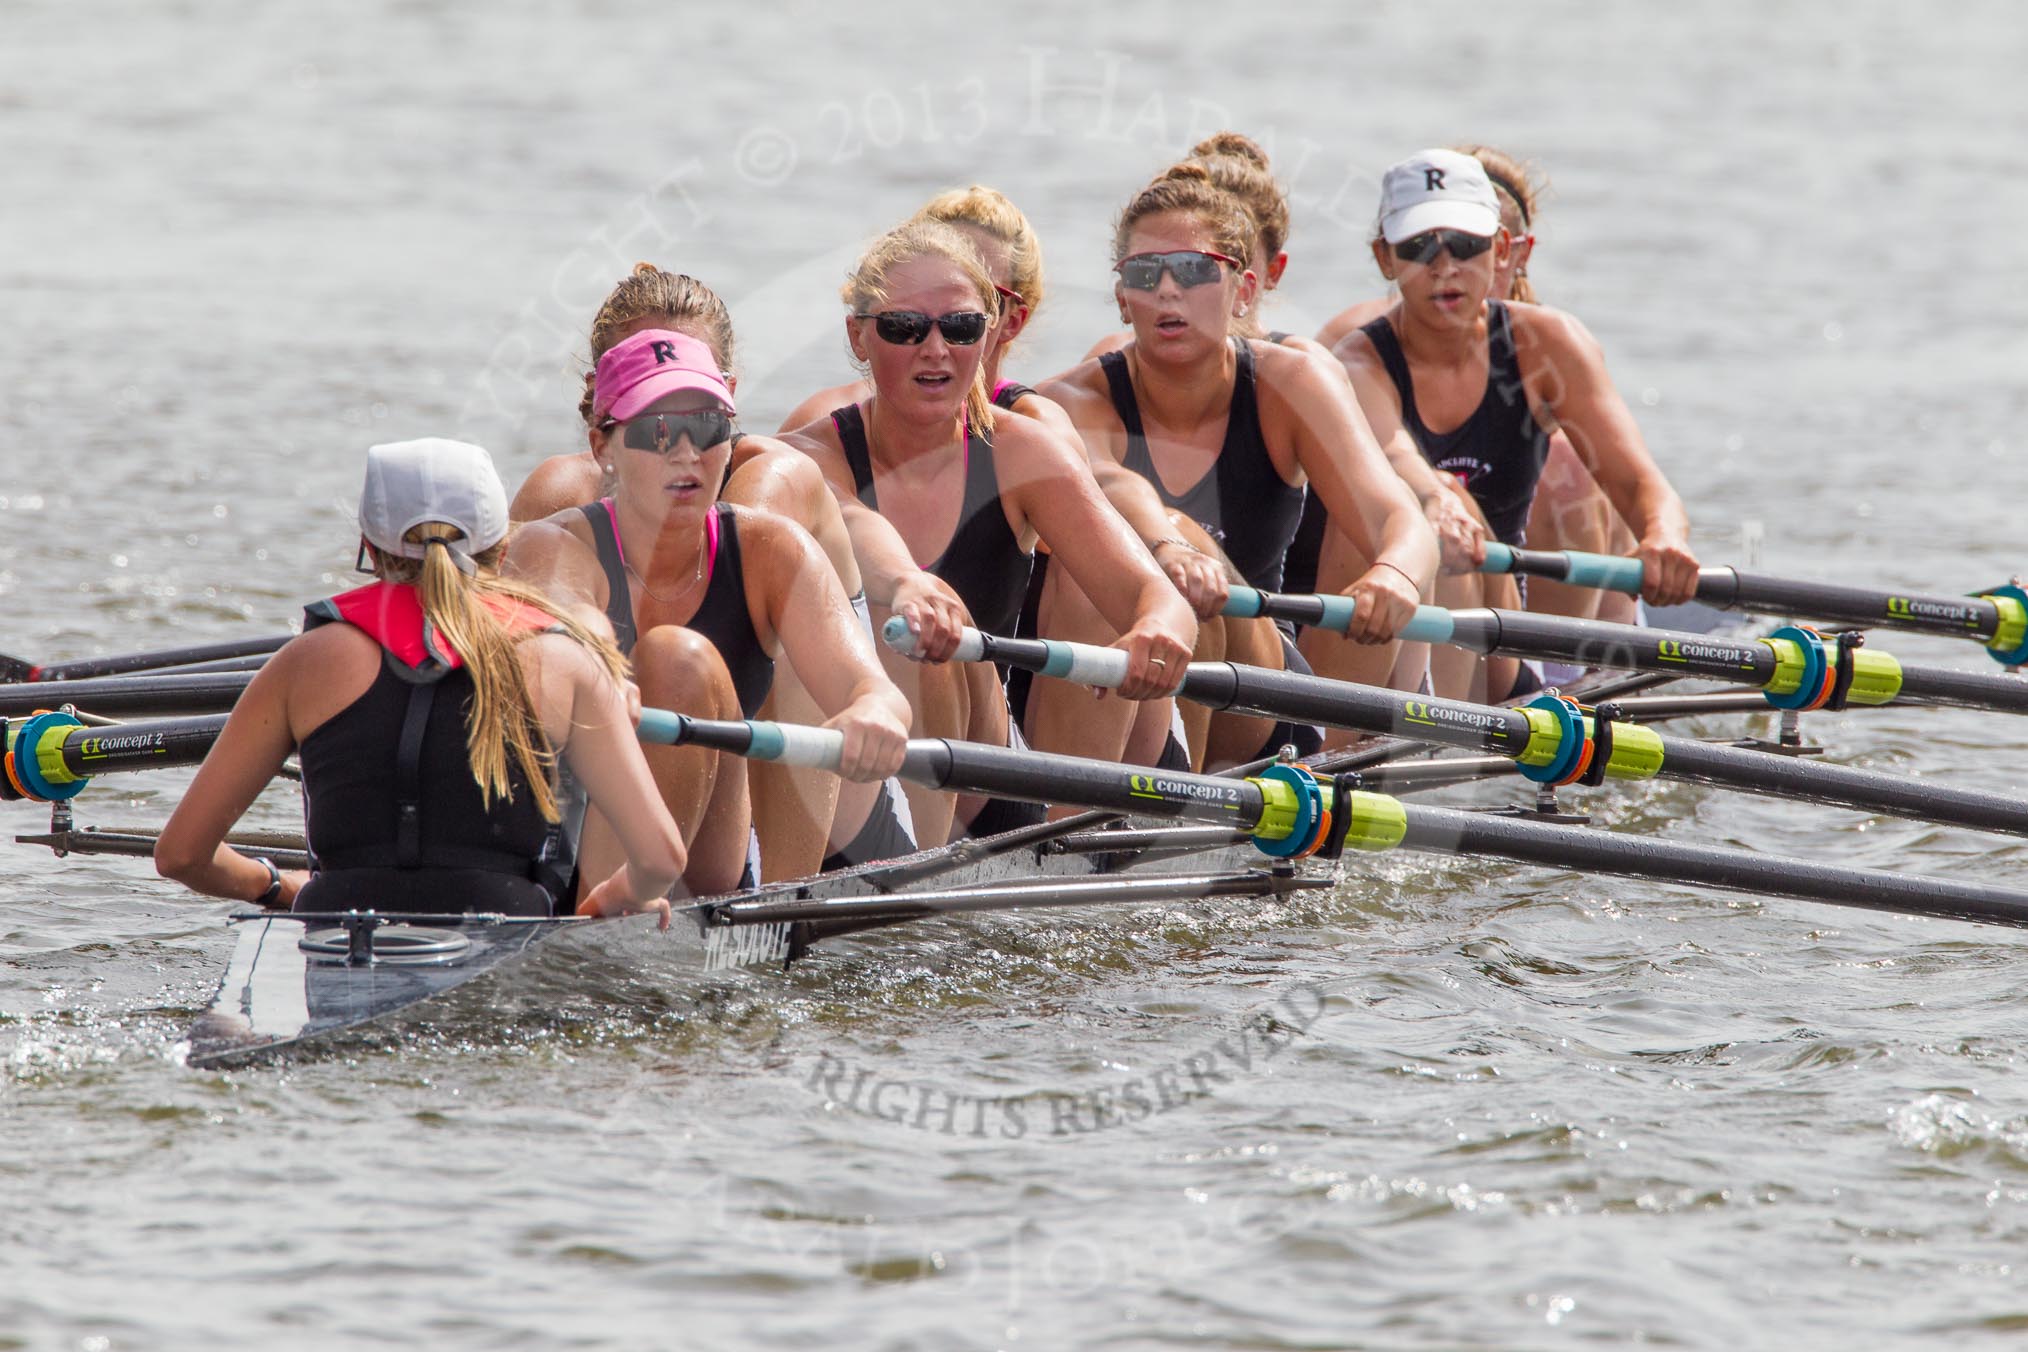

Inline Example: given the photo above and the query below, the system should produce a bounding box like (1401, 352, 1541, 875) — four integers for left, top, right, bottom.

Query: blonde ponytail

(390, 523, 628, 822)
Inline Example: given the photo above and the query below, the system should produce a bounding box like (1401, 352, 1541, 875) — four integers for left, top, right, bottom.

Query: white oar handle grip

(879, 615, 986, 663)
(1025, 637, 1131, 687)
(880, 617, 1136, 687)
(740, 720, 846, 769)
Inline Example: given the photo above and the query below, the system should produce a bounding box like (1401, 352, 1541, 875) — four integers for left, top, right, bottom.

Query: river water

(3, 3, 2026, 1348)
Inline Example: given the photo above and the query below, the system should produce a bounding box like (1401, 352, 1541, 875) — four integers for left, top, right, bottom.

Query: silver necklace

(625, 537, 708, 606)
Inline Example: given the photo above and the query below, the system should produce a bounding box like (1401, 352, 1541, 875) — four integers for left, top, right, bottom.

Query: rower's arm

(1340, 348, 1488, 573)
(1276, 352, 1440, 642)
(747, 516, 910, 783)
(1524, 307, 1697, 605)
(1000, 419, 1197, 701)
(154, 641, 307, 906)
(1031, 379, 1229, 618)
(508, 452, 601, 525)
(500, 520, 617, 642)
(779, 430, 974, 662)
(725, 433, 863, 596)
(546, 638, 685, 920)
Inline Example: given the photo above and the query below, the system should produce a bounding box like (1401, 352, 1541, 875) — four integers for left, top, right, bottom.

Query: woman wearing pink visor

(509, 328, 910, 897)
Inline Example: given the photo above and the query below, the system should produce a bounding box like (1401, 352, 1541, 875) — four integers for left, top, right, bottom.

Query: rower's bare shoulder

(503, 516, 601, 601)
(1252, 337, 1344, 404)
(509, 451, 601, 524)
(1506, 300, 1603, 360)
(776, 380, 870, 435)
(990, 404, 1086, 468)
(1316, 297, 1393, 350)
(1326, 322, 1385, 374)
(1007, 389, 1082, 447)
(1035, 359, 1113, 424)
(730, 432, 827, 492)
(724, 503, 830, 585)
(282, 621, 376, 669)
(272, 622, 381, 725)
(724, 501, 815, 548)
(776, 415, 844, 459)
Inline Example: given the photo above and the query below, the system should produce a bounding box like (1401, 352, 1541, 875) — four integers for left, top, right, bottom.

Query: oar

(2, 714, 230, 801)
(1477, 542, 2028, 664)
(0, 634, 289, 685)
(879, 622, 2028, 840)
(1221, 588, 2028, 716)
(640, 712, 2028, 934)
(0, 671, 254, 720)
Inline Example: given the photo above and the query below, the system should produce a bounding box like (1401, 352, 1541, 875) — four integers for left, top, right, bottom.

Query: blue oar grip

(1400, 606, 1455, 644)
(1220, 587, 1267, 619)
(1561, 550, 1647, 594)
(1479, 541, 1518, 573)
(739, 720, 846, 769)
(636, 709, 688, 745)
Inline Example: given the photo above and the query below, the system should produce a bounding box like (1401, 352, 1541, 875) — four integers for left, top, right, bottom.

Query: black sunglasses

(1115, 250, 1238, 290)
(611, 408, 733, 453)
(856, 310, 991, 346)
(1391, 229, 1496, 265)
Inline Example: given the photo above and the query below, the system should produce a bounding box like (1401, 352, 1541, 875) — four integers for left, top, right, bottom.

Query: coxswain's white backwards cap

(1377, 149, 1501, 243)
(358, 437, 509, 575)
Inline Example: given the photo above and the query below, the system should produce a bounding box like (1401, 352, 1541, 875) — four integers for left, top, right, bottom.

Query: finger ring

(1151, 657, 1167, 668)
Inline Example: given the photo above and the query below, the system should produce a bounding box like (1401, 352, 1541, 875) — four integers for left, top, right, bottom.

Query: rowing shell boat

(24, 590, 2028, 1070)
(176, 655, 1706, 1068)
(181, 806, 1317, 1069)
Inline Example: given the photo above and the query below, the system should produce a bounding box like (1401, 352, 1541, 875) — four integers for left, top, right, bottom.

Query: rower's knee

(634, 625, 739, 718)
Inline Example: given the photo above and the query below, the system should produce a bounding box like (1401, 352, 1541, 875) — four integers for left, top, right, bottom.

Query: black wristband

(254, 857, 283, 908)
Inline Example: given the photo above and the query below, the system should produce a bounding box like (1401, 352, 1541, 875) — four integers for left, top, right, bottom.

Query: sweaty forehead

(1126, 210, 1220, 256)
(878, 254, 981, 310)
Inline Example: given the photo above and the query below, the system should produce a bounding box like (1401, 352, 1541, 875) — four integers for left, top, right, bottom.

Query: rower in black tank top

(1284, 300, 1551, 597)
(830, 403, 1033, 637)
(1100, 337, 1305, 592)
(578, 499, 775, 719)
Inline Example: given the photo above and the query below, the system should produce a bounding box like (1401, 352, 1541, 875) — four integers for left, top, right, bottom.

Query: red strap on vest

(305, 582, 558, 672)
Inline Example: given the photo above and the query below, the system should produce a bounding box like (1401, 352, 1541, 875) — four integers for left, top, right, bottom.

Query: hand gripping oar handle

(1478, 542, 2028, 664)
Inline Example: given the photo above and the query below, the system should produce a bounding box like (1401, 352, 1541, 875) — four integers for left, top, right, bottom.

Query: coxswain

(155, 438, 686, 923)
